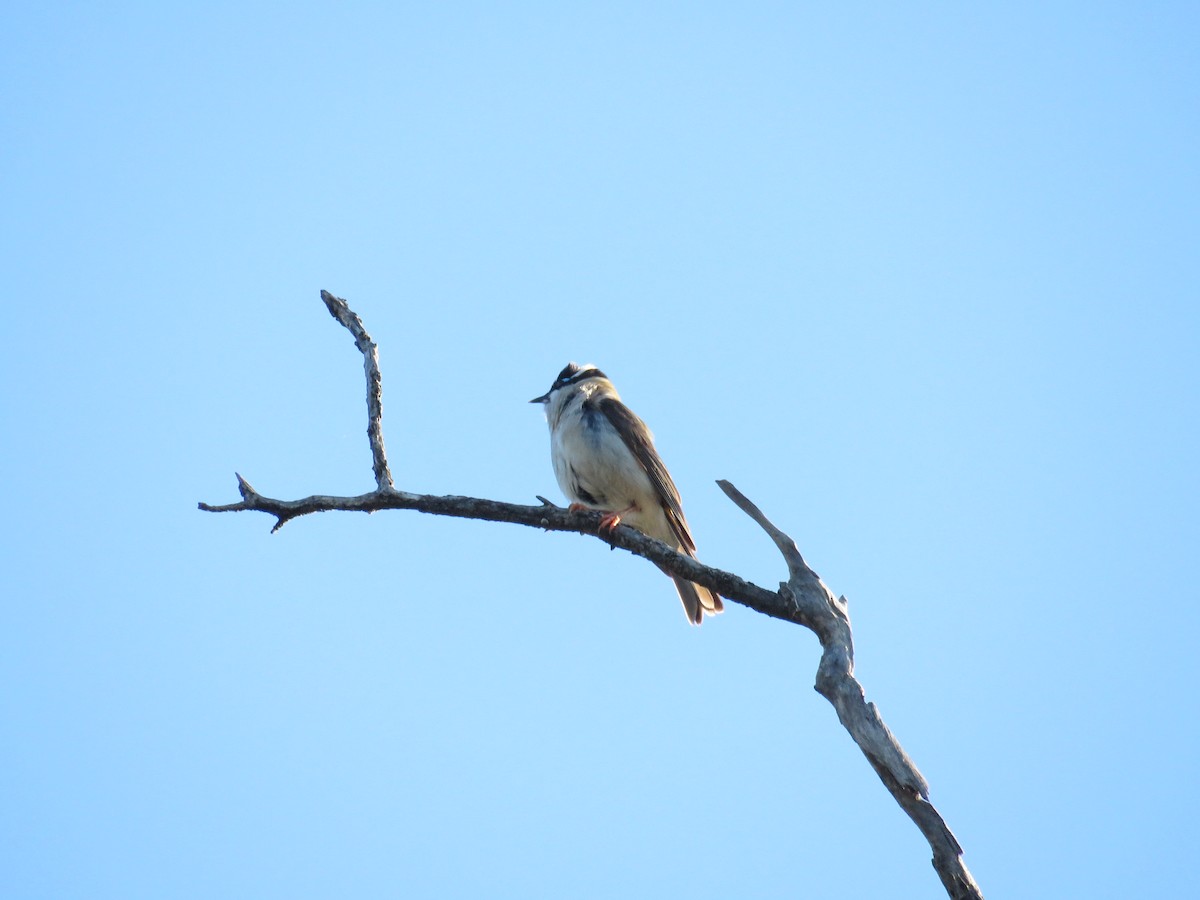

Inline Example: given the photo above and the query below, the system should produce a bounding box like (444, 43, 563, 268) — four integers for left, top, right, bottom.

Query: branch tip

(235, 473, 260, 498)
(319, 289, 342, 319)
(716, 479, 808, 578)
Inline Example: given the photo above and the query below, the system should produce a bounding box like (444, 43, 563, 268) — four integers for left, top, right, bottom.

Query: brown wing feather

(594, 396, 696, 554)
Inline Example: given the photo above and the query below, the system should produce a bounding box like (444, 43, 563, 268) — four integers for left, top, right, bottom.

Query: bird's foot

(597, 511, 623, 533)
(597, 504, 638, 533)
(568, 502, 589, 513)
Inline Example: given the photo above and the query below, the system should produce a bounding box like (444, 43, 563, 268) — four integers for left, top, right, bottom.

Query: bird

(530, 362, 723, 625)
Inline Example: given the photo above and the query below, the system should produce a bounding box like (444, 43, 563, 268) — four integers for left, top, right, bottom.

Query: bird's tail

(672, 576, 724, 626)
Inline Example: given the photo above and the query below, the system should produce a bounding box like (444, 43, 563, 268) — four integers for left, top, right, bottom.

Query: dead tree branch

(320, 290, 393, 490)
(199, 291, 984, 900)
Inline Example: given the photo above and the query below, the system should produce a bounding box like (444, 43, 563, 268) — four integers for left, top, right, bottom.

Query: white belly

(552, 413, 657, 524)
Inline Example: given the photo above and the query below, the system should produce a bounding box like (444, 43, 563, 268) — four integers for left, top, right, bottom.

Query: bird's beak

(529, 393, 549, 404)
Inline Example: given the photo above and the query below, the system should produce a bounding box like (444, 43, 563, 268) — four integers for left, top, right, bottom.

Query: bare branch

(320, 289, 393, 491)
(200, 484, 788, 617)
(717, 479, 810, 580)
(198, 291, 984, 900)
(717, 481, 982, 899)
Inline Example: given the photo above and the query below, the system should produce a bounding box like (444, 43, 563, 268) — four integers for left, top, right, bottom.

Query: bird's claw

(598, 512, 622, 533)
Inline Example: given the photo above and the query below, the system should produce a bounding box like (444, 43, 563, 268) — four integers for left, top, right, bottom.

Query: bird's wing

(594, 396, 696, 553)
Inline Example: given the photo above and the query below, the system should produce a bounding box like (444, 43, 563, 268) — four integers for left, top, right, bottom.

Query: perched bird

(530, 362, 723, 625)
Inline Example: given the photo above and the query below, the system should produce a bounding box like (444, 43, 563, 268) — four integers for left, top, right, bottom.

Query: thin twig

(320, 290, 393, 491)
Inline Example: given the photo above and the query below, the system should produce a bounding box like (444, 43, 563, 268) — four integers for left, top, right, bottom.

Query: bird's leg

(567, 501, 636, 533)
(598, 511, 622, 531)
(598, 504, 638, 533)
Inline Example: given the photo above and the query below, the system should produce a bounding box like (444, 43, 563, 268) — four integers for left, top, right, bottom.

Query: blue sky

(2, 3, 1197, 898)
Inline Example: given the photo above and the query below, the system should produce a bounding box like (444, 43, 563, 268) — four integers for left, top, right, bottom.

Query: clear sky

(2, 3, 1197, 898)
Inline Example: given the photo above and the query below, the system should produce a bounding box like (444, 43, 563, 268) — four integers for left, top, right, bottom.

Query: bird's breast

(552, 407, 655, 515)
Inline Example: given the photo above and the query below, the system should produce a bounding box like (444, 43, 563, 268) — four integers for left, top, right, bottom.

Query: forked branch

(199, 291, 983, 900)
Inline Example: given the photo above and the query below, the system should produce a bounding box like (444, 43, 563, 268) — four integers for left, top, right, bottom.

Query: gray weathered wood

(320, 289, 393, 491)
